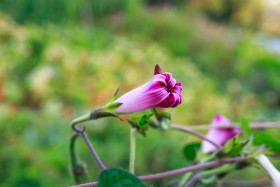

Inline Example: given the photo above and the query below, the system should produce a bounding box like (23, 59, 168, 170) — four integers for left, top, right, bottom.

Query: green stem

(71, 113, 106, 170)
(129, 128, 136, 174)
(71, 113, 91, 131)
(185, 164, 236, 186)
(178, 172, 193, 187)
(70, 134, 80, 166)
(179, 153, 216, 186)
(199, 163, 235, 177)
(70, 133, 87, 184)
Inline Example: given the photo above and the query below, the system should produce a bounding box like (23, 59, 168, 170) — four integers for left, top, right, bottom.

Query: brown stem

(179, 122, 280, 131)
(72, 124, 106, 171)
(171, 124, 220, 149)
(71, 157, 245, 187)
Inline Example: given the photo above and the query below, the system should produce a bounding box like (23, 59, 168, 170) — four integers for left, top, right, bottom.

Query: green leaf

(223, 138, 235, 154)
(253, 132, 280, 153)
(222, 135, 249, 156)
(137, 114, 153, 129)
(98, 168, 145, 187)
(183, 143, 201, 162)
(223, 135, 239, 153)
(240, 117, 251, 138)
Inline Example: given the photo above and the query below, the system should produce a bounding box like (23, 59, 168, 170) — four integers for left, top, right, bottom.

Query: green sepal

(128, 119, 149, 136)
(90, 108, 123, 121)
(137, 114, 153, 129)
(159, 118, 172, 130)
(105, 102, 122, 111)
(216, 135, 252, 158)
(128, 112, 154, 136)
(103, 87, 120, 106)
(158, 111, 171, 120)
(152, 108, 171, 121)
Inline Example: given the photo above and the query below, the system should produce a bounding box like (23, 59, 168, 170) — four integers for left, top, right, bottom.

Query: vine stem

(176, 122, 280, 131)
(71, 113, 106, 171)
(184, 174, 199, 187)
(220, 179, 270, 186)
(129, 128, 136, 174)
(170, 124, 220, 149)
(80, 129, 106, 170)
(71, 157, 245, 187)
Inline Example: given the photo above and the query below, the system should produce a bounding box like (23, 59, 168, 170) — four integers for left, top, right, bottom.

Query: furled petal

(202, 115, 241, 153)
(113, 71, 182, 113)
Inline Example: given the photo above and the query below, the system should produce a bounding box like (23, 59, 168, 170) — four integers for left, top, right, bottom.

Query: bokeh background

(0, 0, 280, 186)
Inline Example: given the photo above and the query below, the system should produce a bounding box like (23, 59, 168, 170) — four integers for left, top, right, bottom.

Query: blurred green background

(0, 0, 280, 186)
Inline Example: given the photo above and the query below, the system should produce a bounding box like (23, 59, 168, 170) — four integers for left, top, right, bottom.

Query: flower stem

(71, 114, 106, 171)
(138, 157, 243, 181)
(71, 113, 91, 132)
(71, 157, 245, 187)
(174, 122, 280, 131)
(184, 174, 199, 187)
(80, 130, 106, 170)
(171, 124, 220, 149)
(129, 128, 136, 174)
(220, 179, 270, 186)
(70, 133, 88, 184)
(199, 163, 235, 177)
(179, 153, 217, 186)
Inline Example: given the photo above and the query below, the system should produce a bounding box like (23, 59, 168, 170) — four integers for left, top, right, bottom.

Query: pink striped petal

(114, 72, 182, 113)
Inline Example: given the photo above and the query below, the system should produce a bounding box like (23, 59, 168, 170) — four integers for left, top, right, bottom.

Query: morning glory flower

(113, 65, 182, 113)
(202, 114, 241, 153)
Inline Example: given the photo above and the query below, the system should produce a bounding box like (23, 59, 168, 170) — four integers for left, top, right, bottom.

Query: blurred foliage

(0, 0, 280, 186)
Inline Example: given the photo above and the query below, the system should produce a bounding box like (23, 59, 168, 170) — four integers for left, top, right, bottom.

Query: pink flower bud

(113, 72, 182, 113)
(202, 114, 241, 153)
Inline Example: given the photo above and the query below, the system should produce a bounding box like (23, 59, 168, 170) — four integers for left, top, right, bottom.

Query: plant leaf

(137, 114, 153, 129)
(183, 143, 201, 162)
(253, 132, 280, 153)
(223, 135, 248, 156)
(98, 168, 145, 187)
(240, 117, 251, 138)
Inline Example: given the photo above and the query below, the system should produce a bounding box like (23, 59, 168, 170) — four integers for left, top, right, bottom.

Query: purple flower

(202, 114, 241, 153)
(113, 65, 182, 113)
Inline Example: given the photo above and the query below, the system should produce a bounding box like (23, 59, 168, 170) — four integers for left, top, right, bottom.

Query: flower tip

(154, 64, 163, 75)
(211, 114, 231, 126)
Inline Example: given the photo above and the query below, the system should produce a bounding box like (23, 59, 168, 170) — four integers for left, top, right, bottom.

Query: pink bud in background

(113, 65, 182, 113)
(202, 114, 241, 153)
